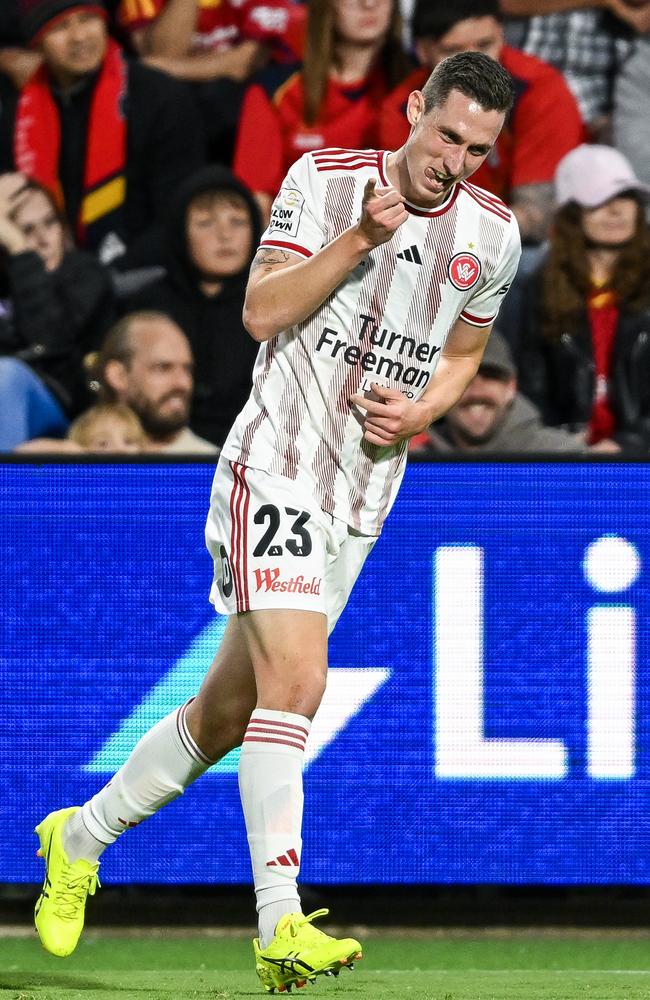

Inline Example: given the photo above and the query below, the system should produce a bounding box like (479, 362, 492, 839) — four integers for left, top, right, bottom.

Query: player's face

(334, 0, 393, 46)
(415, 16, 503, 69)
(124, 321, 194, 436)
(581, 195, 639, 248)
(12, 189, 65, 272)
(401, 88, 504, 205)
(39, 11, 107, 87)
(446, 369, 516, 446)
(186, 197, 253, 280)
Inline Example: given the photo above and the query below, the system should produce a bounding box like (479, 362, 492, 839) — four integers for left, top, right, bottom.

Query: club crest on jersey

(448, 252, 481, 290)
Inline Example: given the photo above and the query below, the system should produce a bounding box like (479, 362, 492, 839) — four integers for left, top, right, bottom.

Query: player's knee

(258, 661, 327, 718)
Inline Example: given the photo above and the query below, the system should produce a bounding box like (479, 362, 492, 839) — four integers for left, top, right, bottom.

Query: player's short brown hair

(421, 50, 514, 116)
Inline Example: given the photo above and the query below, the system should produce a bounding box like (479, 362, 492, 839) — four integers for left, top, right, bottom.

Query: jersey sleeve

(258, 154, 326, 260)
(460, 219, 522, 328)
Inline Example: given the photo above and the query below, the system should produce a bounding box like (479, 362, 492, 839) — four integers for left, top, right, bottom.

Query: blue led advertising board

(1, 459, 649, 885)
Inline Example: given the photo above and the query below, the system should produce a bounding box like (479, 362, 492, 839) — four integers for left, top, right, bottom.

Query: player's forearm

(416, 354, 482, 427)
(243, 227, 375, 342)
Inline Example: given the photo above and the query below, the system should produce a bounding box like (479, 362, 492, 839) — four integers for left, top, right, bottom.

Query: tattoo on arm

(250, 248, 292, 273)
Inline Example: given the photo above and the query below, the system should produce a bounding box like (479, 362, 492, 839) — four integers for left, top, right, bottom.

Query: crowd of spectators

(1, 0, 650, 456)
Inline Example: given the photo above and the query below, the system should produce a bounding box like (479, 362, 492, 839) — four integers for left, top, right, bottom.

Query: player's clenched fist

(350, 382, 430, 446)
(356, 178, 408, 250)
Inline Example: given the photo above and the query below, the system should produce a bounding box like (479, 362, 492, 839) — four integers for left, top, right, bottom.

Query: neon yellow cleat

(253, 908, 362, 993)
(34, 807, 99, 957)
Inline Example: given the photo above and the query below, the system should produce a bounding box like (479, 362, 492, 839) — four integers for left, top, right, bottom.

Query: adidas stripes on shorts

(205, 456, 376, 633)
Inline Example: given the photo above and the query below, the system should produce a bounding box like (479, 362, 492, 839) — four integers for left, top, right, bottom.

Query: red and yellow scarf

(14, 38, 127, 251)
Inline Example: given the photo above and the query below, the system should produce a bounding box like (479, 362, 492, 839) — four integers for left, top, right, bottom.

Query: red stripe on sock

(246, 725, 307, 745)
(243, 735, 306, 751)
(118, 817, 139, 828)
(175, 704, 195, 760)
(250, 717, 310, 736)
(178, 701, 214, 766)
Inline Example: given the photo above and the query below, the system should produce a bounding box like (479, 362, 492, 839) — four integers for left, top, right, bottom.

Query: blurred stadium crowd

(1, 0, 650, 456)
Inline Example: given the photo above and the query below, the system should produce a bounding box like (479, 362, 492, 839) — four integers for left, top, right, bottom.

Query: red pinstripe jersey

(221, 149, 521, 535)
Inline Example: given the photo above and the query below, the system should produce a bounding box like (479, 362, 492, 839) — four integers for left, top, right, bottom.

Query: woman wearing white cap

(518, 143, 650, 454)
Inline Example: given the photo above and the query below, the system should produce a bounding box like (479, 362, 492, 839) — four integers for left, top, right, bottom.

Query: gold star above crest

(467, 242, 476, 249)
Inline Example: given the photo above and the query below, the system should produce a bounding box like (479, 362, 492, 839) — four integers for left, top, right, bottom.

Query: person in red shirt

(117, 0, 304, 71)
(117, 0, 306, 161)
(379, 0, 585, 244)
(518, 144, 650, 454)
(233, 0, 411, 219)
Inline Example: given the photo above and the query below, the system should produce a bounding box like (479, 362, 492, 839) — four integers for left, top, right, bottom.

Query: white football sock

(64, 701, 214, 864)
(63, 808, 106, 863)
(238, 709, 310, 948)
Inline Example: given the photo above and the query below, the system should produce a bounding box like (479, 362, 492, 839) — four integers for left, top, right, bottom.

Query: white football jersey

(222, 148, 521, 535)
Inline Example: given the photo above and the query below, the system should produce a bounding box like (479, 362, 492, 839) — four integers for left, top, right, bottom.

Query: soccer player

(33, 50, 521, 993)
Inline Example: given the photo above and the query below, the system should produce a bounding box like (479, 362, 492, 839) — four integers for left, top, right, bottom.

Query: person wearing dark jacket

(518, 144, 650, 455)
(410, 329, 588, 455)
(0, 173, 115, 449)
(124, 165, 261, 448)
(0, 0, 205, 271)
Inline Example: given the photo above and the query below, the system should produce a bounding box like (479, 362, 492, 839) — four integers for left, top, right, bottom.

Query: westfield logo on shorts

(254, 568, 322, 594)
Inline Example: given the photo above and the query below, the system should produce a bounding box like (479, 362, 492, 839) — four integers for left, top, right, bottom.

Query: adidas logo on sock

(267, 847, 300, 867)
(396, 245, 422, 264)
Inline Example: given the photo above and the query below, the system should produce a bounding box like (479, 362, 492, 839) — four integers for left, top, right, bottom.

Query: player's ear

(406, 90, 425, 129)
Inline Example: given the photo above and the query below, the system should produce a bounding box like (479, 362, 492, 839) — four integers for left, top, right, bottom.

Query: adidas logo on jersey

(396, 245, 422, 265)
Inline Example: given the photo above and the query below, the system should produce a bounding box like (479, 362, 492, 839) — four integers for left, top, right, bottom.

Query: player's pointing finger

(349, 394, 387, 415)
(370, 382, 402, 399)
(363, 177, 377, 202)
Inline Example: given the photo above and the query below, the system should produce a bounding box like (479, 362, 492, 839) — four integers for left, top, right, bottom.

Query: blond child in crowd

(67, 403, 145, 453)
(15, 403, 145, 454)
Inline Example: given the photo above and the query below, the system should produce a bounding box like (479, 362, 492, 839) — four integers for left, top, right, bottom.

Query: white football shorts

(205, 457, 377, 633)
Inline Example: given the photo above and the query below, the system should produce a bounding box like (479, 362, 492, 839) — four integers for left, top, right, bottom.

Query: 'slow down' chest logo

(448, 252, 481, 290)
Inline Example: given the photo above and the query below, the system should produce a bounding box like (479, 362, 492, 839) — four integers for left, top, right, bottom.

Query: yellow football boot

(34, 807, 99, 957)
(253, 908, 362, 993)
